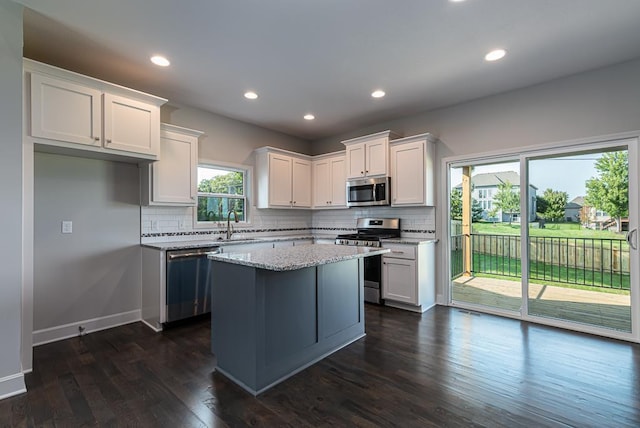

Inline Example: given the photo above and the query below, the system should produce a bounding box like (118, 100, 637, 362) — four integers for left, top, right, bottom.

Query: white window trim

(193, 159, 254, 229)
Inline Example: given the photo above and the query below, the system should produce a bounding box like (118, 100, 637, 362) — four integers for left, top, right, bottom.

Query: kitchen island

(208, 244, 389, 395)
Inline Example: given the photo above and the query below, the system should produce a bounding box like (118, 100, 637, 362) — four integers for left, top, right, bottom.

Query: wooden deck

(453, 276, 632, 331)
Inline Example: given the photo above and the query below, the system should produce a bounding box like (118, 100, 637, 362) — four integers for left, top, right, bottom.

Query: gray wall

(161, 103, 311, 165)
(0, 0, 25, 397)
(312, 58, 640, 156)
(33, 153, 142, 332)
(311, 57, 640, 303)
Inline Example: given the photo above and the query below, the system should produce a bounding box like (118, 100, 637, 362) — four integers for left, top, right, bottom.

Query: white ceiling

(17, 0, 640, 140)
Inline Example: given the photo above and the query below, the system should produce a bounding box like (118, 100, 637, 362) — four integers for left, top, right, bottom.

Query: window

(196, 164, 248, 224)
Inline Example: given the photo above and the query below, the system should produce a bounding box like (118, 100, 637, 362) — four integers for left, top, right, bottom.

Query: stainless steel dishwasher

(165, 246, 221, 323)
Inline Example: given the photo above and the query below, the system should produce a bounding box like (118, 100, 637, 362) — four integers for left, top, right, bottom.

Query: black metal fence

(451, 233, 630, 290)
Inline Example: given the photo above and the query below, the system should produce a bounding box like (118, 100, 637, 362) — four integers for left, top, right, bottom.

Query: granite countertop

(208, 243, 390, 271)
(381, 238, 438, 245)
(141, 235, 315, 250)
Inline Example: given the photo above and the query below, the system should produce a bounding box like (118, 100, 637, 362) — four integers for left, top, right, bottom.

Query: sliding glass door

(449, 160, 523, 314)
(448, 136, 639, 340)
(525, 144, 635, 333)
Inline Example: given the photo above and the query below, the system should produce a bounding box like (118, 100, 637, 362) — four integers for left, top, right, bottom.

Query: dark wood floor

(2, 305, 640, 427)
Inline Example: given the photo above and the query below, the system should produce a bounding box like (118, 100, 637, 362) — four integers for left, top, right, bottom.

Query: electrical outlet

(62, 220, 73, 234)
(151, 220, 158, 231)
(179, 220, 185, 230)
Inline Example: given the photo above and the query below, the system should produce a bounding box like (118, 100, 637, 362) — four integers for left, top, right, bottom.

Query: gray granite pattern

(208, 244, 390, 271)
(380, 238, 438, 245)
(141, 235, 315, 250)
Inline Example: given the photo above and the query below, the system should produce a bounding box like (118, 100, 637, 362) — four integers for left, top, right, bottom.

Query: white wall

(33, 153, 142, 344)
(0, 0, 26, 399)
(311, 58, 640, 304)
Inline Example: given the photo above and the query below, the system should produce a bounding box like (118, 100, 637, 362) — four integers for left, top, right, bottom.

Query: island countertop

(208, 243, 389, 271)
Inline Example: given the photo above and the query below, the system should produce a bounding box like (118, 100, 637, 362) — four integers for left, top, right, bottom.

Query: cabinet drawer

(382, 244, 415, 260)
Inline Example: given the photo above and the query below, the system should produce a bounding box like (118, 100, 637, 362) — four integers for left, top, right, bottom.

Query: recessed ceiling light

(449, 0, 466, 2)
(484, 49, 507, 62)
(371, 90, 386, 98)
(150, 55, 170, 67)
(244, 91, 258, 100)
(303, 114, 315, 121)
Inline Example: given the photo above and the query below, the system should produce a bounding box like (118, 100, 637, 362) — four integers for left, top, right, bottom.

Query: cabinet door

(103, 93, 160, 156)
(30, 73, 102, 146)
(313, 159, 332, 208)
(391, 141, 425, 206)
(345, 143, 366, 179)
(365, 137, 388, 176)
(330, 156, 346, 206)
(292, 158, 311, 207)
(382, 258, 417, 304)
(151, 130, 197, 205)
(268, 153, 293, 207)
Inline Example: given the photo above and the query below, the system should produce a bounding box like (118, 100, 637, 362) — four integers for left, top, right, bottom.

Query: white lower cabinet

(383, 257, 417, 304)
(382, 242, 436, 313)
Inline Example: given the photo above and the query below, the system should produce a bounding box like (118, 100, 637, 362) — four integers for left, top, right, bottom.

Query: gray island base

(208, 244, 389, 395)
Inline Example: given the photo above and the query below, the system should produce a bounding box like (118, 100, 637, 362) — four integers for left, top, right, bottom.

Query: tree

(487, 206, 499, 224)
(493, 181, 519, 225)
(585, 151, 628, 232)
(450, 188, 463, 220)
(197, 171, 244, 221)
(450, 188, 484, 221)
(538, 188, 568, 222)
(472, 198, 484, 221)
(535, 195, 549, 219)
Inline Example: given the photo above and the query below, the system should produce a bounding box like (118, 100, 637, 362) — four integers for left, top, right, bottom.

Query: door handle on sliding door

(626, 228, 638, 250)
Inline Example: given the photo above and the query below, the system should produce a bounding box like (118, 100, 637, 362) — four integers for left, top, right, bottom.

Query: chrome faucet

(226, 210, 238, 239)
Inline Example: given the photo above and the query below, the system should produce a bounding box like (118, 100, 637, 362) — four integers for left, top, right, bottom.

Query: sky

(449, 152, 606, 201)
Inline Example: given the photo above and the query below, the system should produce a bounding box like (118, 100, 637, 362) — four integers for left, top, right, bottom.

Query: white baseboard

(141, 318, 163, 332)
(384, 300, 434, 313)
(33, 310, 141, 346)
(0, 373, 26, 400)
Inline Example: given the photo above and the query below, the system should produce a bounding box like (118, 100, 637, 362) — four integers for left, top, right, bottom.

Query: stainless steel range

(335, 218, 400, 304)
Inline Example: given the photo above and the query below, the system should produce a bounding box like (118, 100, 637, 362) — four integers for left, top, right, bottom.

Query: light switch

(62, 220, 73, 234)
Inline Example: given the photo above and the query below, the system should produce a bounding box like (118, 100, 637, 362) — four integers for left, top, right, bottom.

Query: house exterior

(455, 171, 538, 223)
(564, 196, 583, 222)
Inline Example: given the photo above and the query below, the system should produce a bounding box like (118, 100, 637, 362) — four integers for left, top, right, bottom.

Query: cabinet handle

(365, 170, 369, 173)
(360, 171, 364, 175)
(105, 139, 112, 144)
(93, 136, 100, 141)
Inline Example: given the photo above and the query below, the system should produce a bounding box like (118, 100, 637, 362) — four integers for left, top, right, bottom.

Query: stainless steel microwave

(346, 177, 390, 207)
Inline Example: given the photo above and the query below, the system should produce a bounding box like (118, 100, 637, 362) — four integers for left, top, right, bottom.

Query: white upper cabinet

(292, 157, 312, 208)
(255, 147, 312, 209)
(30, 73, 102, 147)
(142, 124, 202, 206)
(390, 133, 436, 207)
(103, 93, 160, 156)
(25, 59, 166, 161)
(312, 152, 347, 209)
(342, 130, 398, 179)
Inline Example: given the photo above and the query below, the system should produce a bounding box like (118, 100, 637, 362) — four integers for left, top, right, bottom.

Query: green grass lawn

(472, 221, 625, 240)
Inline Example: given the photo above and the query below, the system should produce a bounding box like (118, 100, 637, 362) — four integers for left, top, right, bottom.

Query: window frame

(193, 160, 253, 228)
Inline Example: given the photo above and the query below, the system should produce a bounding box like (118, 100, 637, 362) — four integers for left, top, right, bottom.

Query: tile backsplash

(141, 205, 435, 243)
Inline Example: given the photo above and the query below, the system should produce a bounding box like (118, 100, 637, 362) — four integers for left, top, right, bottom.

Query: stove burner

(335, 218, 401, 247)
